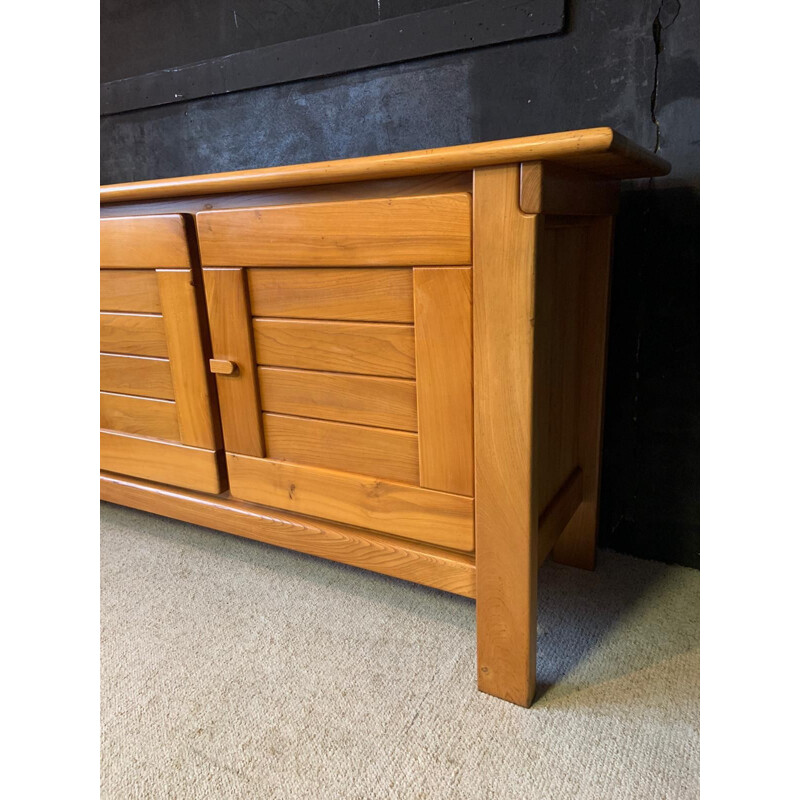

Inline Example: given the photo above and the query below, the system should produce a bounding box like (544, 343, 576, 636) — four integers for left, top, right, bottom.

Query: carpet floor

(100, 503, 699, 800)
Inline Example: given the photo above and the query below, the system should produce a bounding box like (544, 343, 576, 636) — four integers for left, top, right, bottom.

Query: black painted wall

(101, 0, 699, 567)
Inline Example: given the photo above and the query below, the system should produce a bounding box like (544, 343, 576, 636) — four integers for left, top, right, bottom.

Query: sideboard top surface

(100, 127, 670, 205)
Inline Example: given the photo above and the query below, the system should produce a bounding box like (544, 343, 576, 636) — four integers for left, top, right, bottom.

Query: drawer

(196, 193, 472, 267)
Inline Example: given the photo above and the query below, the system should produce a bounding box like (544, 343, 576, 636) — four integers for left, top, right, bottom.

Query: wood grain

(100, 269, 161, 313)
(252, 319, 416, 378)
(101, 473, 476, 598)
(100, 430, 221, 493)
(100, 214, 191, 268)
(473, 164, 539, 706)
(101, 173, 472, 218)
(551, 217, 614, 571)
(157, 269, 219, 449)
(227, 453, 474, 552)
(533, 222, 584, 514)
(100, 392, 180, 441)
(100, 353, 174, 400)
(520, 162, 619, 215)
(101, 127, 669, 203)
(413, 268, 474, 496)
(264, 412, 419, 485)
(537, 468, 583, 566)
(248, 268, 414, 323)
(99, 313, 167, 357)
(202, 268, 265, 457)
(196, 194, 472, 267)
(258, 366, 418, 432)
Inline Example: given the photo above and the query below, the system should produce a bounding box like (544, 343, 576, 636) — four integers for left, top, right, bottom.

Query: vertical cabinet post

(473, 164, 539, 706)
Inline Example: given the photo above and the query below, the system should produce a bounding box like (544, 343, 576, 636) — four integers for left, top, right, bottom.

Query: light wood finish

(413, 268, 474, 496)
(202, 268, 265, 457)
(520, 162, 619, 215)
(248, 268, 414, 323)
(100, 431, 221, 493)
(99, 313, 167, 357)
(537, 468, 583, 566)
(473, 164, 539, 706)
(100, 131, 668, 706)
(100, 353, 174, 400)
(533, 219, 584, 514)
(101, 473, 476, 597)
(100, 269, 161, 313)
(252, 319, 416, 378)
(157, 269, 219, 449)
(258, 367, 418, 432)
(227, 453, 474, 552)
(264, 413, 419, 485)
(100, 392, 180, 441)
(101, 173, 473, 218)
(209, 359, 237, 375)
(100, 215, 191, 268)
(101, 127, 669, 203)
(551, 217, 614, 571)
(196, 194, 472, 267)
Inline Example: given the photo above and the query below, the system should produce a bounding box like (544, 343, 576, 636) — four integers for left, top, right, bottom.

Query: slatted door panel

(198, 195, 474, 551)
(100, 214, 222, 494)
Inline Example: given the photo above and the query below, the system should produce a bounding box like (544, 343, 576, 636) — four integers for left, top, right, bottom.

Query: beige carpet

(100, 503, 699, 799)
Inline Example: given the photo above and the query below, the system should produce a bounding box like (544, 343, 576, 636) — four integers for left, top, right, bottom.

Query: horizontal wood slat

(196, 194, 472, 267)
(100, 269, 161, 313)
(101, 473, 476, 598)
(247, 268, 414, 323)
(101, 430, 221, 493)
(99, 313, 168, 357)
(100, 214, 191, 268)
(227, 453, 474, 552)
(264, 413, 420, 485)
(258, 367, 418, 431)
(100, 392, 180, 441)
(252, 319, 416, 378)
(100, 353, 174, 400)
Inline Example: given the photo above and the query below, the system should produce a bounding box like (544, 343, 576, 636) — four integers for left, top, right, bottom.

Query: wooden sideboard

(100, 127, 669, 706)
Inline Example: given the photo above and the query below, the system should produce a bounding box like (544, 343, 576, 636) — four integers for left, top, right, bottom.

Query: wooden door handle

(209, 359, 238, 376)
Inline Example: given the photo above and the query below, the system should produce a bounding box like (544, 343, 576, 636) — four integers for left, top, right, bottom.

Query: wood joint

(537, 467, 584, 566)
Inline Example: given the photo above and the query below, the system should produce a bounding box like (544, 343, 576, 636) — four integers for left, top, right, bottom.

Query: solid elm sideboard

(100, 127, 669, 706)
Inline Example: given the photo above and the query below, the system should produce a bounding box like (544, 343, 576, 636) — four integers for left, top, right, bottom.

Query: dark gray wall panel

(101, 0, 700, 567)
(101, 0, 565, 114)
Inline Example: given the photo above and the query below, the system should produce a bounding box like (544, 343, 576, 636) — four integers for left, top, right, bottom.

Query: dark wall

(101, 0, 699, 567)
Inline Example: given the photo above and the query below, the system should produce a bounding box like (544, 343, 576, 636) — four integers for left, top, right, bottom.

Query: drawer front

(100, 215, 192, 268)
(196, 193, 472, 267)
(202, 244, 475, 550)
(100, 214, 222, 493)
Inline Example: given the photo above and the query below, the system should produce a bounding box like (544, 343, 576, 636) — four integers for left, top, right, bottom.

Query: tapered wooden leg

(552, 217, 614, 571)
(473, 164, 539, 706)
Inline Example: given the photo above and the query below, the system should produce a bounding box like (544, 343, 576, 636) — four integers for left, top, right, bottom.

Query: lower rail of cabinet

(100, 471, 477, 597)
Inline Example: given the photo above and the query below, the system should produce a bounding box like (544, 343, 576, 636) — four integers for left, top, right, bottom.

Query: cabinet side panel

(551, 216, 614, 570)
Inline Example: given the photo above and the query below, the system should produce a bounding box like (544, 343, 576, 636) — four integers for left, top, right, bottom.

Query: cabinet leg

(473, 164, 539, 706)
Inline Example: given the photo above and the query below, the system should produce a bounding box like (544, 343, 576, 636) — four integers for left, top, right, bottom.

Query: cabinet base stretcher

(100, 128, 669, 705)
(101, 466, 583, 601)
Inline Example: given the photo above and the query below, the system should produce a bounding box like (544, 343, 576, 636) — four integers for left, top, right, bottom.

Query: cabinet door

(100, 214, 222, 493)
(197, 196, 475, 552)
